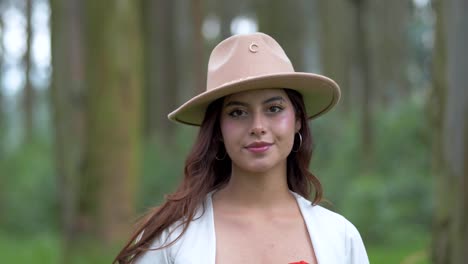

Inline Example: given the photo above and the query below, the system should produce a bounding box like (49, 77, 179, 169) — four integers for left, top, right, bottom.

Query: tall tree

(0, 4, 5, 134)
(367, 1, 410, 107)
(191, 0, 204, 93)
(155, 0, 177, 142)
(0, 0, 5, 222)
(352, 0, 374, 169)
(318, 0, 355, 112)
(83, 0, 143, 243)
(22, 0, 34, 142)
(255, 0, 307, 71)
(50, 0, 86, 259)
(141, 0, 158, 139)
(432, 0, 468, 263)
(218, 0, 236, 39)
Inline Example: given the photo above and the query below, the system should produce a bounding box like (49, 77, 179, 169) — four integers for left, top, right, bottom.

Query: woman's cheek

(275, 112, 296, 134)
(221, 119, 235, 134)
(221, 119, 242, 143)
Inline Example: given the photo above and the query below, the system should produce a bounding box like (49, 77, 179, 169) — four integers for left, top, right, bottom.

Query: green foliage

(368, 234, 430, 264)
(0, 137, 57, 234)
(0, 232, 429, 264)
(312, 96, 432, 245)
(0, 96, 432, 260)
(0, 232, 116, 264)
(135, 96, 433, 246)
(0, 232, 59, 263)
(138, 126, 197, 211)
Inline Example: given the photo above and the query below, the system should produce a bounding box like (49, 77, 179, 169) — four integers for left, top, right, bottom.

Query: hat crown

(168, 31, 340, 126)
(206, 33, 295, 92)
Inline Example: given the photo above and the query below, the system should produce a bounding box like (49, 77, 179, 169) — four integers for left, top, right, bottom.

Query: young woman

(114, 32, 369, 264)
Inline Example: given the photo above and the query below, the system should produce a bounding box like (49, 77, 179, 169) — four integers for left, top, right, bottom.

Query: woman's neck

(214, 162, 294, 210)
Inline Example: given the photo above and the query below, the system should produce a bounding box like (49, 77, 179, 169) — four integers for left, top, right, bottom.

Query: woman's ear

(295, 118, 302, 132)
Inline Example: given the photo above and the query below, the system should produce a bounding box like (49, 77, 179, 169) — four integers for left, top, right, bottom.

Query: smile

(245, 142, 273, 153)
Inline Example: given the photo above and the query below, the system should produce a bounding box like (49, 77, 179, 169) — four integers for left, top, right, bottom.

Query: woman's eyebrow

(224, 96, 285, 107)
(263, 96, 285, 104)
(224, 101, 248, 108)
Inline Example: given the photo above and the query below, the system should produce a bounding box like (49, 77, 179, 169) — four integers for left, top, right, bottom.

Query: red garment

(289, 261, 309, 264)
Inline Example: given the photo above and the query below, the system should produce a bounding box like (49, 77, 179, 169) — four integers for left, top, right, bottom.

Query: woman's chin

(233, 161, 277, 174)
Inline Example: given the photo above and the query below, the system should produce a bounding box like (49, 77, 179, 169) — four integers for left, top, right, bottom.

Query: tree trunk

(353, 0, 373, 169)
(432, 0, 468, 263)
(367, 1, 410, 108)
(23, 0, 34, 142)
(0, 14, 4, 135)
(256, 0, 306, 71)
(155, 0, 177, 142)
(431, 1, 449, 262)
(83, 0, 143, 244)
(141, 0, 158, 139)
(191, 0, 205, 93)
(218, 1, 236, 39)
(318, 0, 355, 113)
(50, 0, 86, 259)
(0, 9, 4, 222)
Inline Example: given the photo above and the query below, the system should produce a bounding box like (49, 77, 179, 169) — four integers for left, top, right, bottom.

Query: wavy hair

(113, 89, 322, 263)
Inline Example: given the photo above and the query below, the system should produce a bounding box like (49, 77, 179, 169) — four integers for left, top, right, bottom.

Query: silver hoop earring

(292, 132, 302, 152)
(215, 149, 227, 160)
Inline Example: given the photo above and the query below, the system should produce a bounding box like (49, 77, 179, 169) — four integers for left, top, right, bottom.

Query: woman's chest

(214, 216, 317, 264)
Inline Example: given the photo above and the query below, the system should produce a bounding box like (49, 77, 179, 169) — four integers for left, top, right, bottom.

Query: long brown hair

(113, 89, 322, 263)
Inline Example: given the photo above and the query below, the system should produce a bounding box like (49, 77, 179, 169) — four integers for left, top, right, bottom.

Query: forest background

(0, 0, 466, 263)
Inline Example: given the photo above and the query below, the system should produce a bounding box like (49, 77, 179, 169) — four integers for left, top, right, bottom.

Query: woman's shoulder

(135, 194, 215, 263)
(293, 192, 369, 263)
(293, 192, 366, 242)
(294, 193, 350, 221)
(308, 203, 363, 241)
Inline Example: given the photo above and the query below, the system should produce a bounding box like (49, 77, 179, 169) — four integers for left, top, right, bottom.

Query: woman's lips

(245, 142, 273, 153)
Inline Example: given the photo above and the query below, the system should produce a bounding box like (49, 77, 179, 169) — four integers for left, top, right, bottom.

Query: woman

(114, 32, 369, 264)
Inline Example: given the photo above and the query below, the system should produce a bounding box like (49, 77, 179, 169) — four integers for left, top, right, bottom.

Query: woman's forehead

(223, 88, 288, 104)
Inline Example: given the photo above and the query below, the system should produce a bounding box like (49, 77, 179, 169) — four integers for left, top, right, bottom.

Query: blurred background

(0, 0, 466, 263)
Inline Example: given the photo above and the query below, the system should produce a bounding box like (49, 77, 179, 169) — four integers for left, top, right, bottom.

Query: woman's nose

(250, 114, 266, 136)
(251, 127, 266, 136)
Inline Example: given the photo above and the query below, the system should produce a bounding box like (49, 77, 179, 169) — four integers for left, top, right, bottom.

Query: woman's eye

(269, 105, 283, 113)
(228, 109, 246, 117)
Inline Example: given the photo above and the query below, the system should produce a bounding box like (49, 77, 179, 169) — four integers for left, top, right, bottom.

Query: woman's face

(220, 88, 301, 174)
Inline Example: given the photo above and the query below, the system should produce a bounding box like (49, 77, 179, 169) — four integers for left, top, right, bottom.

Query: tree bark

(431, 1, 449, 261)
(432, 0, 468, 263)
(155, 0, 177, 142)
(443, 0, 468, 259)
(367, 1, 410, 108)
(218, 0, 236, 40)
(23, 0, 34, 142)
(352, 0, 373, 169)
(191, 0, 205, 94)
(0, 13, 4, 134)
(141, 0, 158, 140)
(50, 0, 86, 259)
(318, 0, 355, 113)
(0, 7, 4, 223)
(255, 0, 306, 71)
(83, 0, 143, 243)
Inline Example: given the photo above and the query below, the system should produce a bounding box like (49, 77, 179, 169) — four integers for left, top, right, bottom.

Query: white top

(136, 191, 369, 264)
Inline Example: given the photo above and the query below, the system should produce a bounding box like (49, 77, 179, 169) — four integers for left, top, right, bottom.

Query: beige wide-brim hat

(168, 32, 340, 126)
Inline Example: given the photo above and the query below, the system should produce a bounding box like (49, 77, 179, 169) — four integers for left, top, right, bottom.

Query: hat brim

(168, 72, 340, 126)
